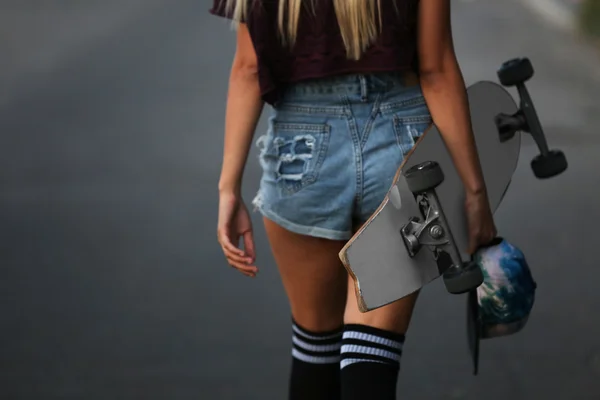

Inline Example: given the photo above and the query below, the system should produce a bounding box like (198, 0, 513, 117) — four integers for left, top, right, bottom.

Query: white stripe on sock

(293, 335, 342, 353)
(342, 331, 403, 351)
(340, 358, 386, 369)
(341, 344, 400, 363)
(292, 348, 341, 364)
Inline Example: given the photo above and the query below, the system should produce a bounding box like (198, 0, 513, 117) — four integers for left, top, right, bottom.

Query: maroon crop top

(210, 0, 420, 104)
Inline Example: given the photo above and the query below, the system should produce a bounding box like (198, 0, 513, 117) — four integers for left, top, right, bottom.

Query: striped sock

(289, 320, 343, 400)
(340, 324, 405, 400)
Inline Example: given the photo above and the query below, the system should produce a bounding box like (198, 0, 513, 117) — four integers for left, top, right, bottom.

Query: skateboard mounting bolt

(429, 225, 444, 239)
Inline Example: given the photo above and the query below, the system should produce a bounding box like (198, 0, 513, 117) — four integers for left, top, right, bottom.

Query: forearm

(218, 66, 264, 195)
(420, 63, 486, 196)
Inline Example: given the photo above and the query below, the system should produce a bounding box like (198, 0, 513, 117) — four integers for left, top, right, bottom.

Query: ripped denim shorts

(252, 72, 433, 241)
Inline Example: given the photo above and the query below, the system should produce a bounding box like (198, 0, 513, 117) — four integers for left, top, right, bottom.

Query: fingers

(218, 227, 258, 278)
(223, 247, 258, 277)
(228, 259, 258, 277)
(224, 241, 252, 265)
(218, 228, 244, 257)
(242, 230, 256, 262)
(468, 228, 498, 255)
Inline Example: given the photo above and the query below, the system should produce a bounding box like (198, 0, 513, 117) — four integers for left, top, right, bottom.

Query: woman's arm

(218, 23, 264, 196)
(416, 0, 485, 196)
(417, 0, 497, 253)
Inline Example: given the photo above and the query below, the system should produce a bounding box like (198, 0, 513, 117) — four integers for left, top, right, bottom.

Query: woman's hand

(217, 192, 258, 277)
(464, 191, 497, 255)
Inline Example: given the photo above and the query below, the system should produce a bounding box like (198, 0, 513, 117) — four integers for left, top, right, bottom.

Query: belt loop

(359, 75, 368, 102)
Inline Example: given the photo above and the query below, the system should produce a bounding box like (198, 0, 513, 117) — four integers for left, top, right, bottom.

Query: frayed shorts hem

(255, 205, 352, 241)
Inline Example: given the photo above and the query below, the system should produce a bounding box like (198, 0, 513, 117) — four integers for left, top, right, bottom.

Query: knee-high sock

(340, 324, 405, 400)
(289, 319, 343, 400)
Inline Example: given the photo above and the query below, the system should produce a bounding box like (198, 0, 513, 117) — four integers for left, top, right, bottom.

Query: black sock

(340, 324, 406, 400)
(288, 319, 343, 400)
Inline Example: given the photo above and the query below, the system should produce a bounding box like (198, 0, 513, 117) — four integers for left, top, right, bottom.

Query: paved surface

(1, 0, 599, 398)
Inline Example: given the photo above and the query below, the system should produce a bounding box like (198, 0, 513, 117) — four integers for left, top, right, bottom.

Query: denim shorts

(252, 72, 433, 241)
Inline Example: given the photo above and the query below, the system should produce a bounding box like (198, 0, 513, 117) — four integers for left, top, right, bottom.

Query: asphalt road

(1, 0, 599, 399)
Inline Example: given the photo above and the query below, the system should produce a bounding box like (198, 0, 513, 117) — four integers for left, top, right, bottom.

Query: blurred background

(0, 0, 599, 399)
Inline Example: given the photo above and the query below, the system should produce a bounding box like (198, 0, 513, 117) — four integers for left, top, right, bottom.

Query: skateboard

(339, 58, 567, 313)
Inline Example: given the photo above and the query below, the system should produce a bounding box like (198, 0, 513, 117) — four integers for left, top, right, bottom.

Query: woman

(212, 1, 497, 398)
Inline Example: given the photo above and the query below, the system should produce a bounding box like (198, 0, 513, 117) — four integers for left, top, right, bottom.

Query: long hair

(225, 0, 383, 61)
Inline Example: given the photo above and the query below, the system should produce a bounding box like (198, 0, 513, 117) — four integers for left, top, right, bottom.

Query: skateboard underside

(339, 81, 521, 312)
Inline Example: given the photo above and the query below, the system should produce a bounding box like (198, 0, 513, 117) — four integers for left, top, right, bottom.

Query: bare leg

(263, 217, 348, 400)
(263, 217, 348, 331)
(263, 216, 421, 400)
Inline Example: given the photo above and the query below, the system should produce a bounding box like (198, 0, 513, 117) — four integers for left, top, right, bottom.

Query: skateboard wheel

(531, 150, 568, 179)
(443, 261, 484, 295)
(405, 161, 444, 194)
(497, 58, 534, 87)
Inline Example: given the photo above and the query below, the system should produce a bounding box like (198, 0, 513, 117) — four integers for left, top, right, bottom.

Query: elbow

(419, 70, 449, 92)
(418, 52, 461, 86)
(231, 57, 259, 80)
(419, 63, 462, 91)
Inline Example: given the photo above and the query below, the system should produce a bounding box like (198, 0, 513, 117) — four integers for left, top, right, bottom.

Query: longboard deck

(339, 81, 521, 312)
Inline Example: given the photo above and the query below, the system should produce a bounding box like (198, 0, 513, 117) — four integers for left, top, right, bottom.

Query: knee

(344, 290, 421, 335)
(291, 308, 345, 333)
(289, 284, 347, 333)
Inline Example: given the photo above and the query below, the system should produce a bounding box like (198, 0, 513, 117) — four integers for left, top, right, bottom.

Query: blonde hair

(226, 0, 383, 60)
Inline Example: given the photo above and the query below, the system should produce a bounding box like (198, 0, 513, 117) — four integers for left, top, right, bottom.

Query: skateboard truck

(495, 57, 568, 179)
(401, 161, 484, 295)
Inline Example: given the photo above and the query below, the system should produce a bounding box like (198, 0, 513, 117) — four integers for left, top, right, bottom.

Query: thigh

(263, 217, 348, 332)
